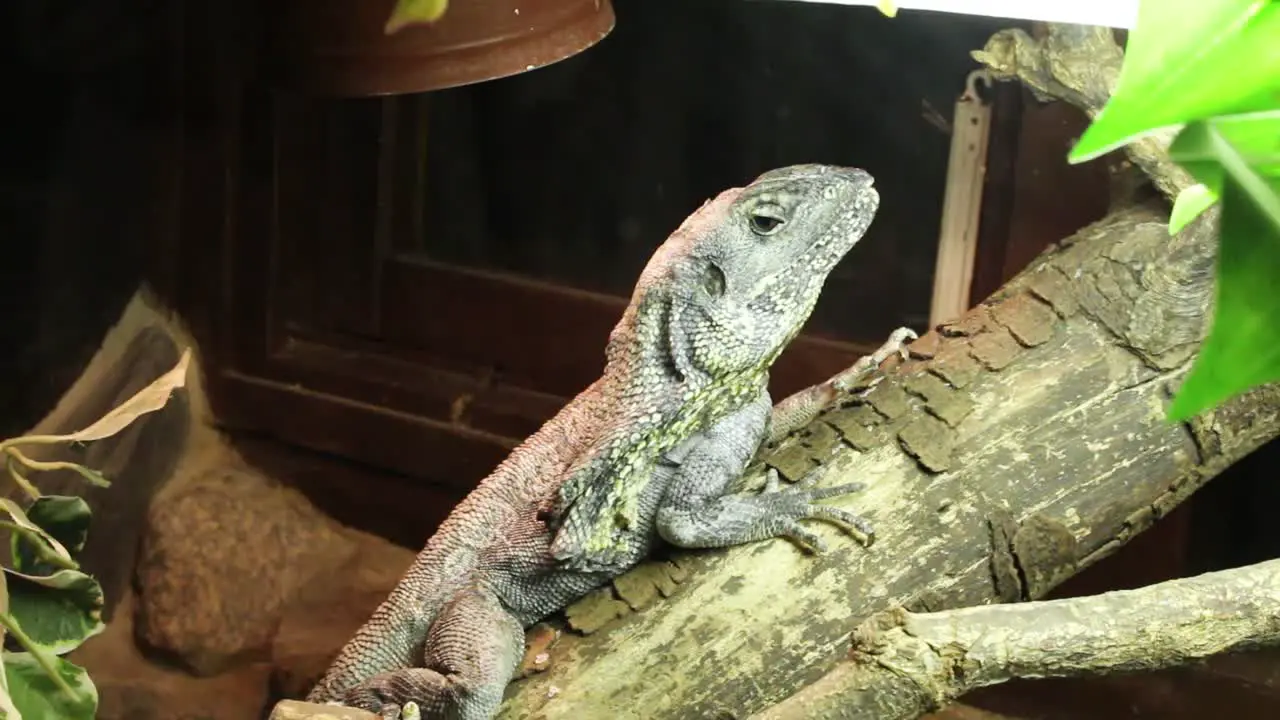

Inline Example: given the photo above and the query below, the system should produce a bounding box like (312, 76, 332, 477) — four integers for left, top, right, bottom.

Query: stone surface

(271, 528, 417, 699)
(136, 464, 359, 676)
(71, 591, 273, 720)
(271, 700, 380, 720)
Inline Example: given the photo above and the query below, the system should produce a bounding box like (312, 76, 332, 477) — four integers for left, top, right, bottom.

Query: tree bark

(492, 25, 1280, 720)
(748, 558, 1280, 720)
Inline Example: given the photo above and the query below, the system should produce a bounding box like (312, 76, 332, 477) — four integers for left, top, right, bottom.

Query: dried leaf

(64, 349, 191, 443)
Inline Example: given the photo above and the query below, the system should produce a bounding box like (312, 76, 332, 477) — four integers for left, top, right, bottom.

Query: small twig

(4, 447, 110, 488)
(750, 558, 1280, 720)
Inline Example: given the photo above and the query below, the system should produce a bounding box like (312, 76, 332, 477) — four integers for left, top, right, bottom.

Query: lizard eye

(749, 210, 785, 236)
(703, 263, 727, 298)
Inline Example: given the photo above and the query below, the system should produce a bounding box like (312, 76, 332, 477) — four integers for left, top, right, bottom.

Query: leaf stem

(4, 460, 39, 501)
(2, 449, 109, 489)
(0, 437, 78, 456)
(0, 525, 77, 572)
(0, 612, 75, 700)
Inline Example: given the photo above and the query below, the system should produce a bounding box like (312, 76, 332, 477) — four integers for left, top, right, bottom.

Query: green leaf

(10, 498, 89, 577)
(385, 0, 449, 34)
(1169, 184, 1220, 233)
(1070, 0, 1280, 162)
(3, 570, 103, 656)
(1168, 175, 1280, 419)
(0, 683, 21, 720)
(2, 652, 96, 720)
(1171, 114, 1280, 230)
(0, 578, 14, 720)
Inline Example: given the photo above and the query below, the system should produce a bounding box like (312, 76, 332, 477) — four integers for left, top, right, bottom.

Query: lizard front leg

(655, 393, 872, 553)
(341, 586, 525, 720)
(767, 326, 917, 444)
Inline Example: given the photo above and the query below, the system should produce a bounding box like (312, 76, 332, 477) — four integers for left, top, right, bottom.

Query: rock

(136, 464, 359, 676)
(270, 700, 379, 720)
(71, 591, 273, 720)
(271, 529, 416, 699)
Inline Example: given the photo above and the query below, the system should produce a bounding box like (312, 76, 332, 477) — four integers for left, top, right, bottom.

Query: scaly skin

(307, 164, 911, 719)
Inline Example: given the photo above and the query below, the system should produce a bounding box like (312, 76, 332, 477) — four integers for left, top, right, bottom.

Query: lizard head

(624, 164, 879, 382)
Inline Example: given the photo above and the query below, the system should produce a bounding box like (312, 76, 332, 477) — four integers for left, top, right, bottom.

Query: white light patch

(768, 0, 1139, 29)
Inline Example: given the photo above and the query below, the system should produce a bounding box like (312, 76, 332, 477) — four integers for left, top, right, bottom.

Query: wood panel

(175, 0, 1028, 493)
(381, 256, 881, 402)
(182, 72, 887, 489)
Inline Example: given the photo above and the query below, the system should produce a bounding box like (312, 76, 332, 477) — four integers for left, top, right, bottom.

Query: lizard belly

(488, 464, 671, 625)
(487, 519, 656, 625)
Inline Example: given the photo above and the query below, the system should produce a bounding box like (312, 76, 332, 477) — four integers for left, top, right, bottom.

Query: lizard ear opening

(703, 262, 727, 298)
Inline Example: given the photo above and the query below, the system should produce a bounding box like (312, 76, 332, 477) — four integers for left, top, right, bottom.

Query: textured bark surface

(494, 199, 1280, 718)
(750, 559, 1280, 720)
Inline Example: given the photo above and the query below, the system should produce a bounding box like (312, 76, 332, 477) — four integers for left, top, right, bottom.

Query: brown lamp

(268, 0, 616, 97)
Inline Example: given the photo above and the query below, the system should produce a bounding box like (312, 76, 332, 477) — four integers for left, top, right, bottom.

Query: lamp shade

(268, 0, 616, 97)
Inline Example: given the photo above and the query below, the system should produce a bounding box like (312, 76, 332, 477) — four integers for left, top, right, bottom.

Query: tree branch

(971, 24, 1195, 201)
(748, 558, 1280, 720)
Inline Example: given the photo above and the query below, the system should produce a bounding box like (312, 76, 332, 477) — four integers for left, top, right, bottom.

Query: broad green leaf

(1169, 184, 1220, 233)
(0, 502, 71, 569)
(1071, 0, 1280, 162)
(4, 570, 104, 655)
(1168, 175, 1280, 419)
(385, 0, 449, 34)
(1170, 115, 1280, 232)
(0, 575, 11, 720)
(0, 684, 20, 720)
(11, 497, 90, 576)
(2, 652, 96, 720)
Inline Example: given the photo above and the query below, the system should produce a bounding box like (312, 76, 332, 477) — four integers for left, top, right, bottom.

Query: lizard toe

(804, 505, 875, 546)
(782, 522, 828, 553)
(762, 467, 784, 494)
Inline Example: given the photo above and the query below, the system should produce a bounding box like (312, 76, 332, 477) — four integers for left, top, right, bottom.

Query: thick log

(493, 195, 1280, 718)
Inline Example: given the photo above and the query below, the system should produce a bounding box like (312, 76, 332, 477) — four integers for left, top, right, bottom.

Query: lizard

(306, 163, 916, 720)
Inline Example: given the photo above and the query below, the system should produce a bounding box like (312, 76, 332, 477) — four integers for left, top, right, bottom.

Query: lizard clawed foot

(832, 326, 918, 393)
(370, 701, 421, 720)
(345, 671, 442, 720)
(761, 467, 875, 551)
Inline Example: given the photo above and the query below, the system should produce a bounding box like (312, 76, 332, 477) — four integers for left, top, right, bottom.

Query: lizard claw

(373, 699, 420, 720)
(832, 326, 918, 393)
(872, 326, 918, 365)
